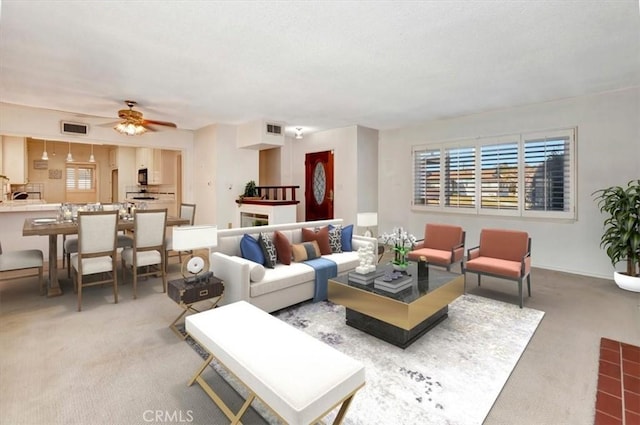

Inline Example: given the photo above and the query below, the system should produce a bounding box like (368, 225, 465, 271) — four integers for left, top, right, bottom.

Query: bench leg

(332, 393, 356, 425)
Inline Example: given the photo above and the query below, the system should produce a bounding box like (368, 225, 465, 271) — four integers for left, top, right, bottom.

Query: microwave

(138, 168, 148, 186)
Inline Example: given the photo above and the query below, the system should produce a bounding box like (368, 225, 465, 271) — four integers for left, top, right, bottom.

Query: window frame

(65, 163, 97, 193)
(412, 128, 576, 220)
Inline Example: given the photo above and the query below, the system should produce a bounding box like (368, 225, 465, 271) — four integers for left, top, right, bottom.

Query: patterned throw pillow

(258, 232, 277, 268)
(291, 241, 321, 262)
(329, 224, 354, 251)
(328, 225, 342, 253)
(240, 234, 265, 265)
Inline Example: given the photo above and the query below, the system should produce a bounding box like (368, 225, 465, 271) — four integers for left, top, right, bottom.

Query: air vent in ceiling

(60, 121, 89, 135)
(265, 122, 282, 135)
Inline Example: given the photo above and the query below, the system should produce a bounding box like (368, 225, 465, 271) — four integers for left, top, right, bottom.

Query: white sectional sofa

(210, 219, 377, 313)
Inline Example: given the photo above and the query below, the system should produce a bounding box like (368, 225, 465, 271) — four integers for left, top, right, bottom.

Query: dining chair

(165, 203, 196, 269)
(0, 240, 44, 295)
(70, 210, 119, 311)
(64, 204, 133, 277)
(121, 208, 168, 299)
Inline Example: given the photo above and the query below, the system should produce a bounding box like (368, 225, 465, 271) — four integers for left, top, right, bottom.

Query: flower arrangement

(380, 227, 417, 270)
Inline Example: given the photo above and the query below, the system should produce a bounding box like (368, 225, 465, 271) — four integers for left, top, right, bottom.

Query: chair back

(180, 203, 196, 225)
(134, 209, 168, 249)
(424, 224, 464, 251)
(77, 211, 118, 254)
(479, 229, 530, 261)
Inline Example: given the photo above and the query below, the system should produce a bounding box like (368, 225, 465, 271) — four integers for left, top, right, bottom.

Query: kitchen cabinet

(136, 148, 163, 184)
(1, 136, 28, 184)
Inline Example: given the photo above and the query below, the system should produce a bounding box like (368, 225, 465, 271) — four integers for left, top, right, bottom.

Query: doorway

(111, 169, 118, 203)
(305, 150, 334, 221)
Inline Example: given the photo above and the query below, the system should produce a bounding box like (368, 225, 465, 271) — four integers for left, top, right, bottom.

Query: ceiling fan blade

(144, 119, 177, 128)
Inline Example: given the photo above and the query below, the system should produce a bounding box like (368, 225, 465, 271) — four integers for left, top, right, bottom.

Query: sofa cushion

(328, 226, 342, 253)
(302, 226, 331, 255)
(273, 231, 292, 265)
(292, 241, 321, 262)
(259, 232, 277, 269)
(322, 252, 360, 274)
(250, 263, 316, 297)
(240, 234, 265, 265)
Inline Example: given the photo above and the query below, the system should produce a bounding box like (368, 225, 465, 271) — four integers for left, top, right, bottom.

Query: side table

(168, 275, 224, 340)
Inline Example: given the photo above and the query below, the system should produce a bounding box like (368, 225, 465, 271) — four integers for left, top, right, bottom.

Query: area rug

(185, 294, 544, 425)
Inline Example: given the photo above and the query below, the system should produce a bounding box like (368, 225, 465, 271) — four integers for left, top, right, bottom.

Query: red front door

(305, 150, 334, 221)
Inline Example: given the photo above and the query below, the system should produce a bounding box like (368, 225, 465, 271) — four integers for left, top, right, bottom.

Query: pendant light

(41, 140, 49, 160)
(89, 144, 95, 163)
(66, 142, 74, 162)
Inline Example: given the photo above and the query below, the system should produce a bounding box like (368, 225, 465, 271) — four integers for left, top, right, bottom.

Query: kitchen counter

(0, 200, 61, 212)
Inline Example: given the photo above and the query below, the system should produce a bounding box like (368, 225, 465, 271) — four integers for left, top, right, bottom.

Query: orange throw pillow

(302, 226, 331, 255)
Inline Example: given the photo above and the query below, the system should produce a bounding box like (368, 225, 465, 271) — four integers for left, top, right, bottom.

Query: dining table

(22, 215, 190, 297)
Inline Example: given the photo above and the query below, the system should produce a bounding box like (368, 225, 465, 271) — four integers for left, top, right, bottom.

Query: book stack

(374, 274, 413, 293)
(348, 270, 384, 285)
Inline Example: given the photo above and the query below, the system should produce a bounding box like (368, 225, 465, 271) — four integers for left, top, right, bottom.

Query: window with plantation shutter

(480, 142, 519, 211)
(412, 147, 440, 206)
(444, 146, 475, 208)
(523, 130, 574, 217)
(65, 164, 95, 191)
(411, 127, 576, 219)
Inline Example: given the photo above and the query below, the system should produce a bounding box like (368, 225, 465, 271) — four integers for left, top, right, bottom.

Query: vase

(392, 246, 409, 271)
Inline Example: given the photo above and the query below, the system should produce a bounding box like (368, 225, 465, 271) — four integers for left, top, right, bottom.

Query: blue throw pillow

(330, 224, 354, 252)
(240, 234, 265, 265)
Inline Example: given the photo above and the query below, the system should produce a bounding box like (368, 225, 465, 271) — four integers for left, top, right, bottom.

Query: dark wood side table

(167, 275, 224, 339)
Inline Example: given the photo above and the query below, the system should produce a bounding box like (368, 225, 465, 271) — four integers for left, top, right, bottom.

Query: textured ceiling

(0, 1, 638, 136)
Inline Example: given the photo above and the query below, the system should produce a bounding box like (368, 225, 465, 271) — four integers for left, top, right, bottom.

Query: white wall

(292, 125, 359, 223)
(357, 126, 379, 221)
(379, 88, 640, 278)
(193, 124, 258, 229)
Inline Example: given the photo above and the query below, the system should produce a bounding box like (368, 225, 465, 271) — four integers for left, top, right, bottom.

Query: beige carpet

(1, 263, 639, 425)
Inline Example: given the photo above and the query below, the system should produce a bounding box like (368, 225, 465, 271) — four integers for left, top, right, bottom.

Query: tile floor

(594, 337, 640, 425)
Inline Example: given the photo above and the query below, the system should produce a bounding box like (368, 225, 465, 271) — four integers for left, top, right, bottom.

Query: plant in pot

(238, 180, 260, 203)
(593, 179, 640, 292)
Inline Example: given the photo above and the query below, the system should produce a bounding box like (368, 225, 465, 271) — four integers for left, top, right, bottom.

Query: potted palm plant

(593, 179, 640, 292)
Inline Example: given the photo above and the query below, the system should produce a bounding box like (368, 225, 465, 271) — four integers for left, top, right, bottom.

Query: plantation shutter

(480, 142, 519, 210)
(413, 147, 441, 206)
(444, 146, 475, 208)
(523, 133, 572, 213)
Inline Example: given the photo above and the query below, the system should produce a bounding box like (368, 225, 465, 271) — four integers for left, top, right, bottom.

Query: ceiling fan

(113, 100, 177, 136)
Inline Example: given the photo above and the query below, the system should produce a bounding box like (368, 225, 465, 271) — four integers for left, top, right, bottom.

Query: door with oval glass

(305, 150, 334, 221)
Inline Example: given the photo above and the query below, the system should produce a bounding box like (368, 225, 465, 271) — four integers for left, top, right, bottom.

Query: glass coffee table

(328, 262, 464, 348)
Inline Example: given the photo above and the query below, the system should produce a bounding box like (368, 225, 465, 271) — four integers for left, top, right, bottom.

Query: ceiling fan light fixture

(295, 127, 303, 139)
(114, 120, 147, 136)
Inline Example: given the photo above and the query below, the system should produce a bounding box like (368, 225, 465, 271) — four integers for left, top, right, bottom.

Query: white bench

(186, 301, 365, 425)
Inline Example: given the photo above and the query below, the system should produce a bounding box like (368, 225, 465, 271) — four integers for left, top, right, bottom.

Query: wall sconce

(41, 140, 49, 161)
(66, 142, 74, 162)
(295, 128, 303, 139)
(357, 212, 378, 237)
(89, 144, 96, 163)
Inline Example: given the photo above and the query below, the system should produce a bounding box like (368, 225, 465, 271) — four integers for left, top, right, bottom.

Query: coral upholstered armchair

(408, 224, 465, 272)
(464, 229, 532, 308)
